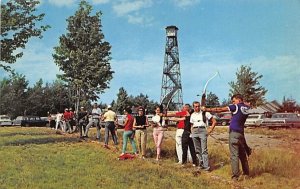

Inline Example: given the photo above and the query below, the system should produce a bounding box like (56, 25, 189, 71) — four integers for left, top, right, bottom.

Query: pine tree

(115, 87, 130, 114)
(229, 65, 267, 106)
(53, 0, 113, 113)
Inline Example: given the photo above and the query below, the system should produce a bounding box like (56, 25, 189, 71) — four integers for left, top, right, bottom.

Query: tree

(280, 96, 297, 113)
(206, 92, 220, 107)
(229, 65, 267, 107)
(115, 87, 130, 114)
(221, 98, 231, 106)
(25, 79, 47, 116)
(0, 73, 28, 118)
(1, 0, 49, 71)
(53, 0, 113, 114)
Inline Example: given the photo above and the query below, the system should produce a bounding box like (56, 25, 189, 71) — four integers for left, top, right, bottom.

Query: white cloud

(47, 0, 76, 7)
(127, 13, 154, 25)
(8, 41, 61, 86)
(112, 0, 154, 25)
(91, 0, 111, 4)
(112, 0, 153, 16)
(171, 0, 201, 8)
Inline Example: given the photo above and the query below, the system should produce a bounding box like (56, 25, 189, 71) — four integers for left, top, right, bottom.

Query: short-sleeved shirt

(152, 115, 165, 127)
(124, 114, 134, 131)
(175, 111, 187, 129)
(103, 110, 116, 122)
(190, 111, 212, 127)
(91, 108, 102, 119)
(63, 111, 71, 121)
(228, 103, 250, 133)
(56, 113, 63, 122)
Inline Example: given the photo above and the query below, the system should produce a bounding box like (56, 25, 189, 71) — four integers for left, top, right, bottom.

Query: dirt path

(164, 127, 300, 153)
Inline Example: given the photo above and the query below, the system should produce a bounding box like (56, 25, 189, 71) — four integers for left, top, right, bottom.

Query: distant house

(249, 100, 281, 115)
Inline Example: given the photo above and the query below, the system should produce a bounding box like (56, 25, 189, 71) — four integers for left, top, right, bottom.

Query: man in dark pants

(77, 107, 88, 138)
(102, 105, 118, 148)
(203, 94, 250, 181)
(181, 105, 198, 166)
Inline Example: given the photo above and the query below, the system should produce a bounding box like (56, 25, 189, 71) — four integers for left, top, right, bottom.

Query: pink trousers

(153, 127, 165, 156)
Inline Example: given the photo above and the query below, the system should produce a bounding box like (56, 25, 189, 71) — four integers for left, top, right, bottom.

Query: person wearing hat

(102, 105, 118, 148)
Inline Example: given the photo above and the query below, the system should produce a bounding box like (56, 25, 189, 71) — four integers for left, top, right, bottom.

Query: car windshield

(272, 114, 297, 118)
(248, 115, 260, 119)
(0, 116, 10, 119)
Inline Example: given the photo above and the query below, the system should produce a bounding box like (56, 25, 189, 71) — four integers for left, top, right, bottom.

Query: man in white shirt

(55, 112, 63, 130)
(84, 103, 102, 141)
(190, 101, 216, 171)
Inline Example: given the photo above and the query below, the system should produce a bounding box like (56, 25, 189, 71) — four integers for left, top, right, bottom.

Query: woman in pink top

(121, 107, 137, 155)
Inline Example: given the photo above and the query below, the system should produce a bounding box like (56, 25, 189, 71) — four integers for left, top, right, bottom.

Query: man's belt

(229, 129, 243, 134)
(192, 126, 206, 129)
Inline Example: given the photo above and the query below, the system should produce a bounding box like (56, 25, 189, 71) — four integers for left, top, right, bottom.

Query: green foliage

(114, 88, 159, 114)
(53, 0, 113, 108)
(0, 73, 28, 118)
(115, 87, 130, 114)
(0, 75, 72, 117)
(280, 96, 299, 112)
(206, 92, 220, 107)
(0, 0, 50, 71)
(229, 65, 267, 106)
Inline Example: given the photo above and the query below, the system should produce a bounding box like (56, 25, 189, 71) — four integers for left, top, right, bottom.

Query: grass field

(0, 126, 299, 189)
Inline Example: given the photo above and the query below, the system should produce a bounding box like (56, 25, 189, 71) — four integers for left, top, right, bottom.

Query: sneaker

(203, 166, 210, 172)
(231, 176, 239, 182)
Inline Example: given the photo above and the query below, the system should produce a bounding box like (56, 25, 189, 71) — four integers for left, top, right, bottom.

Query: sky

(1, 0, 300, 105)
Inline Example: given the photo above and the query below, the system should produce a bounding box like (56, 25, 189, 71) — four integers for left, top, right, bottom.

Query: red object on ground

(118, 153, 136, 160)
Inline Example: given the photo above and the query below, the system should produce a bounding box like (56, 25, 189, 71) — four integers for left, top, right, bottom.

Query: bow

(160, 90, 178, 126)
(201, 71, 219, 106)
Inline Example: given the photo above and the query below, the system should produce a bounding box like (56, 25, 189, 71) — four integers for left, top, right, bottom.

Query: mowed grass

(0, 127, 299, 189)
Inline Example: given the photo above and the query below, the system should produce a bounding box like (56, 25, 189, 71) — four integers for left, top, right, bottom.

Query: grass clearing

(0, 127, 299, 189)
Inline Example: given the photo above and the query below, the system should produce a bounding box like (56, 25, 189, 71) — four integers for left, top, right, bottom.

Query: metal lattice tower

(160, 26, 183, 110)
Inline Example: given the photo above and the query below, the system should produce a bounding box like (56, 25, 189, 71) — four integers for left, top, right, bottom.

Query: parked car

(261, 113, 300, 128)
(0, 115, 12, 126)
(13, 116, 48, 127)
(12, 116, 24, 126)
(218, 112, 232, 120)
(245, 114, 266, 127)
(117, 115, 126, 128)
(209, 115, 231, 126)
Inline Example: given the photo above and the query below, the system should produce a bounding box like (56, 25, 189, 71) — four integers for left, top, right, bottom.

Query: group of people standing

(149, 93, 251, 181)
(50, 93, 251, 181)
